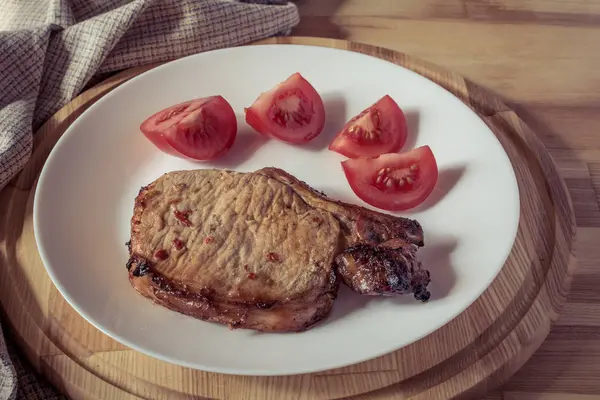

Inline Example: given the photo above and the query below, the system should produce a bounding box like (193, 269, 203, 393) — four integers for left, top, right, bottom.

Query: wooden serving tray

(0, 37, 576, 400)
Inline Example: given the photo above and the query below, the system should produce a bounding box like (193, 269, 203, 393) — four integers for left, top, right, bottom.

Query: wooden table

(293, 1, 600, 399)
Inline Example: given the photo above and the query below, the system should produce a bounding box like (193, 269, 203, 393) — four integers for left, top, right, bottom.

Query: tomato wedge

(329, 95, 407, 158)
(342, 146, 438, 211)
(140, 96, 237, 161)
(244, 73, 326, 144)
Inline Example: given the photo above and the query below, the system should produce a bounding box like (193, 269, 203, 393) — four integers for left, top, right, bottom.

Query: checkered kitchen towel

(0, 1, 299, 398)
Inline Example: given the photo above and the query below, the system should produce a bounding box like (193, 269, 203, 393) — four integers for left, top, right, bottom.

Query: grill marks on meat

(127, 167, 430, 333)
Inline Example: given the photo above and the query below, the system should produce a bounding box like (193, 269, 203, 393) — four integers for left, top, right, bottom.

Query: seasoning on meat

(173, 238, 185, 250)
(173, 209, 192, 226)
(265, 252, 281, 262)
(154, 249, 169, 260)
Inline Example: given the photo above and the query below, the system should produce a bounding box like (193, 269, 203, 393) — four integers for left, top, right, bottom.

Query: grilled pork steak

(127, 167, 430, 332)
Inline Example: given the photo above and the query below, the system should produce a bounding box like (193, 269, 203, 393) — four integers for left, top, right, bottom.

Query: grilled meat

(127, 167, 429, 332)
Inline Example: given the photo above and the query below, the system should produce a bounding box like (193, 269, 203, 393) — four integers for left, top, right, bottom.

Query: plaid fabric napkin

(0, 1, 299, 398)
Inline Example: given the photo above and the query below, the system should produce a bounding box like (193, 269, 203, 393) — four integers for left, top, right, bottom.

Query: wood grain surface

(0, 36, 577, 400)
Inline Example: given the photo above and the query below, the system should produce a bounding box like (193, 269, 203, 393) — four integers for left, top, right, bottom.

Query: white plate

(33, 44, 520, 376)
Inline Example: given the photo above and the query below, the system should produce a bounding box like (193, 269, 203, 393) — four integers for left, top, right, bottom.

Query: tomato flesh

(244, 73, 325, 144)
(140, 96, 237, 161)
(329, 95, 407, 158)
(342, 146, 438, 211)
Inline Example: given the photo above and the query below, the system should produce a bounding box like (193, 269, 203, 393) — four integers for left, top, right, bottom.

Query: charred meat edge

(126, 255, 339, 332)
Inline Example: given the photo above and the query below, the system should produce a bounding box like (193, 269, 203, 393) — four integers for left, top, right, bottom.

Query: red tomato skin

(342, 146, 439, 212)
(164, 96, 237, 160)
(244, 73, 326, 144)
(141, 130, 181, 156)
(329, 95, 407, 158)
(140, 99, 199, 156)
(140, 96, 237, 161)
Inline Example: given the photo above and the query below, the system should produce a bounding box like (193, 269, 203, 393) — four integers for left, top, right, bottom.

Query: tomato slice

(244, 73, 326, 144)
(140, 96, 237, 161)
(329, 95, 407, 158)
(342, 146, 438, 211)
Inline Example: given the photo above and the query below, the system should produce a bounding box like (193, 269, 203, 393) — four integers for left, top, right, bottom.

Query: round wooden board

(0, 37, 577, 400)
